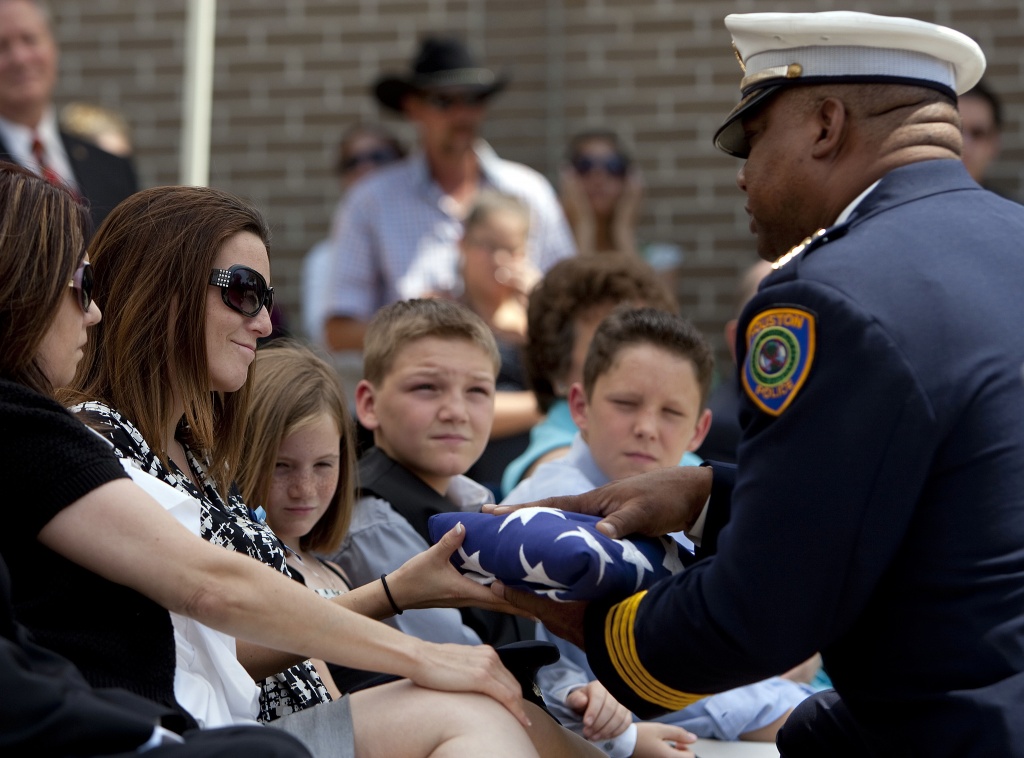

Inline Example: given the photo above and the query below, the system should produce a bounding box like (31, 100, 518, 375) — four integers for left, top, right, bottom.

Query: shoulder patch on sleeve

(742, 306, 816, 417)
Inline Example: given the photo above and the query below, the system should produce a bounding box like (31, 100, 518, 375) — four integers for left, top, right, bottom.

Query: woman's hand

(567, 680, 633, 741)
(386, 523, 529, 616)
(494, 250, 541, 298)
(612, 171, 644, 257)
(490, 250, 539, 337)
(560, 167, 597, 254)
(405, 638, 533, 728)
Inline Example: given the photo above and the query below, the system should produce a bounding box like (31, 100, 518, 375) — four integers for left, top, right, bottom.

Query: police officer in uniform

(488, 11, 1024, 757)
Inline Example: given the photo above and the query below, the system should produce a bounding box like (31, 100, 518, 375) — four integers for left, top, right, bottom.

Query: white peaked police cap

(714, 11, 987, 158)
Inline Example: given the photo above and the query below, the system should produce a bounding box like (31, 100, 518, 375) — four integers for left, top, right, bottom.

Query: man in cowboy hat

(486, 10, 1024, 757)
(323, 35, 575, 351)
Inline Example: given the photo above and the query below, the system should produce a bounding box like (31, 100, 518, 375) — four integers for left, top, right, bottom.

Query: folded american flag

(427, 507, 686, 602)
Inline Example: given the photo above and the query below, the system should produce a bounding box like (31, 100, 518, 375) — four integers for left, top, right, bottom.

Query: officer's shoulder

(764, 224, 851, 285)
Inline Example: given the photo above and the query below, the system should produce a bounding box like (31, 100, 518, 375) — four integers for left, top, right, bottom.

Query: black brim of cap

(374, 74, 508, 112)
(713, 84, 784, 158)
(713, 75, 959, 158)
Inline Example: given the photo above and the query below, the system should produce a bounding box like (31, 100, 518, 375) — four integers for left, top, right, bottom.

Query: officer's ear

(810, 96, 848, 159)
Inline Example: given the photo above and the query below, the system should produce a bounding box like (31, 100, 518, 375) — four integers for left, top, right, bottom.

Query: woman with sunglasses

(62, 184, 602, 758)
(561, 129, 640, 257)
(0, 164, 542, 756)
(302, 123, 405, 346)
(2, 181, 310, 758)
(561, 130, 684, 287)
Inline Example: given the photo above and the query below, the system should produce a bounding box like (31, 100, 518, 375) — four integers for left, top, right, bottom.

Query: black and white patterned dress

(72, 401, 333, 723)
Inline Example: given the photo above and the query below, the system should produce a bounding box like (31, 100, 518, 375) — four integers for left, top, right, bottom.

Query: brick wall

(50, 0, 1024, 377)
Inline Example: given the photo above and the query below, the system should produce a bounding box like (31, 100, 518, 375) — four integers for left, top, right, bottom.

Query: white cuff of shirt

(138, 726, 185, 751)
(684, 495, 711, 548)
(593, 722, 638, 758)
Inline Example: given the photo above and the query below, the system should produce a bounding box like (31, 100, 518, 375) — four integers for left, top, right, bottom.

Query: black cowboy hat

(373, 35, 509, 112)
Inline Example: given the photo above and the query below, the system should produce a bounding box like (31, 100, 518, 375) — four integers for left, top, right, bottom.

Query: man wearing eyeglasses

(323, 35, 576, 352)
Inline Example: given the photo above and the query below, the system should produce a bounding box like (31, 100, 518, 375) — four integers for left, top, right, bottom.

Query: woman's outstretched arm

(38, 478, 530, 728)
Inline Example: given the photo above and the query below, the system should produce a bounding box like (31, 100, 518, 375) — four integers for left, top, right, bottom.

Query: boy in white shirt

(504, 307, 813, 755)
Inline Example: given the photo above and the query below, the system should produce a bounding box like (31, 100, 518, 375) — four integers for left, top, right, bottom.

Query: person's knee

(351, 682, 531, 756)
(777, 690, 867, 758)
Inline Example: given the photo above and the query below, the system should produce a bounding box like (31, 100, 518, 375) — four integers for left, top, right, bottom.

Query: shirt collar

(446, 474, 495, 509)
(564, 433, 611, 489)
(409, 139, 502, 196)
(833, 179, 882, 226)
(0, 106, 59, 149)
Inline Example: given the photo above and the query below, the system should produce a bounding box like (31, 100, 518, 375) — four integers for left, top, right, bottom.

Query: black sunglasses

(68, 259, 93, 313)
(571, 154, 629, 178)
(209, 265, 274, 318)
(422, 90, 492, 111)
(340, 147, 400, 174)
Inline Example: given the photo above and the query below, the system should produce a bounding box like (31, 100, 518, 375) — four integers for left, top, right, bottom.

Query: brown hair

(239, 341, 356, 553)
(362, 298, 500, 386)
(566, 128, 633, 167)
(524, 255, 677, 412)
(462, 190, 530, 235)
(63, 185, 271, 494)
(0, 161, 90, 396)
(583, 306, 714, 408)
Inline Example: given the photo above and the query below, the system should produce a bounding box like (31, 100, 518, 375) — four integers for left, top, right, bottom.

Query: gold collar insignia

(772, 228, 828, 270)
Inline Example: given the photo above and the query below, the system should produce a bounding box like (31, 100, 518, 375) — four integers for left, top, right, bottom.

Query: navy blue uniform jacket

(583, 160, 1024, 756)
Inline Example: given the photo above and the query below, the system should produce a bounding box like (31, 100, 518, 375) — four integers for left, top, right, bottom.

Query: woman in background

(303, 123, 406, 345)
(560, 129, 683, 286)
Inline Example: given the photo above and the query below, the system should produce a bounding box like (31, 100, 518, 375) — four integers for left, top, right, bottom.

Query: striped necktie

(31, 131, 63, 186)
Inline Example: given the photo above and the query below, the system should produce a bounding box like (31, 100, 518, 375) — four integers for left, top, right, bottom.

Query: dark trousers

(110, 726, 311, 758)
(777, 689, 876, 758)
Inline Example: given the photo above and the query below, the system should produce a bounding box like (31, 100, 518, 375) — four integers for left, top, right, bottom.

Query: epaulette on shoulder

(771, 224, 849, 271)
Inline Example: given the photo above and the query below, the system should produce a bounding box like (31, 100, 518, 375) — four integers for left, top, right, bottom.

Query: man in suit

(490, 11, 1024, 757)
(0, 0, 137, 231)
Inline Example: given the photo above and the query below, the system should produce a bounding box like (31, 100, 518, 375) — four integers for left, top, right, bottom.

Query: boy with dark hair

(502, 255, 680, 495)
(504, 307, 812, 754)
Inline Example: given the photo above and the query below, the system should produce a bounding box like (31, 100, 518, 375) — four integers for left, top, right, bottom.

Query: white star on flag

(499, 506, 566, 532)
(535, 588, 570, 601)
(519, 545, 569, 590)
(618, 538, 655, 591)
(662, 539, 685, 574)
(457, 546, 497, 584)
(428, 509, 686, 601)
(556, 526, 614, 586)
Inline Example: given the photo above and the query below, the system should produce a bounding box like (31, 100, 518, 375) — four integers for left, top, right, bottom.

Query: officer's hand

(491, 580, 588, 649)
(485, 466, 713, 539)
